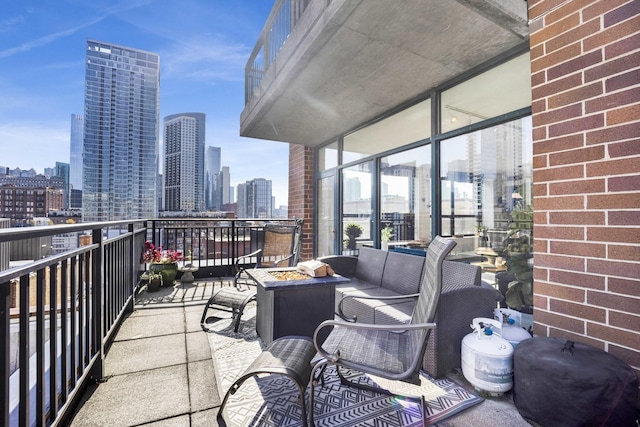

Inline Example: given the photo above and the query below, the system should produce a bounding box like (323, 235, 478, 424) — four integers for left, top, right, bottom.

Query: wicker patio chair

(308, 236, 456, 426)
(233, 218, 303, 287)
(201, 219, 303, 333)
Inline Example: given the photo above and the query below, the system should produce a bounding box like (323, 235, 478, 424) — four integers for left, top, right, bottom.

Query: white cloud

(161, 35, 250, 83)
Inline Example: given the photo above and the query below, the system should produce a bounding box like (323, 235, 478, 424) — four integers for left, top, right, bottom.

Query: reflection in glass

(318, 141, 338, 171)
(440, 116, 533, 313)
(380, 145, 432, 248)
(317, 175, 335, 257)
(342, 161, 373, 254)
(343, 99, 430, 164)
(441, 53, 531, 134)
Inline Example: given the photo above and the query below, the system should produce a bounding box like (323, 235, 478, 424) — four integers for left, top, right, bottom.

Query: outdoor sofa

(319, 247, 500, 378)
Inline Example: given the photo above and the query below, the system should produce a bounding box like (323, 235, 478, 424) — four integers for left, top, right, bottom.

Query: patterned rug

(204, 306, 482, 426)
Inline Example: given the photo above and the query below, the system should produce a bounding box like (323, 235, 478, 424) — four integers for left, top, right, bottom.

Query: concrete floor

(69, 278, 528, 426)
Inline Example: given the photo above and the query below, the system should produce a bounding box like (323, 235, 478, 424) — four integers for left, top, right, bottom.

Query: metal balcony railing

(245, 0, 312, 103)
(0, 217, 300, 426)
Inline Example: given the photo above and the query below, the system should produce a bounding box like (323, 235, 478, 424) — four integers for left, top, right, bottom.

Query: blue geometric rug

(205, 307, 483, 426)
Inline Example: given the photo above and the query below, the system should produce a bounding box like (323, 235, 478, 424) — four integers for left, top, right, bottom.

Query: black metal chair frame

(308, 236, 457, 427)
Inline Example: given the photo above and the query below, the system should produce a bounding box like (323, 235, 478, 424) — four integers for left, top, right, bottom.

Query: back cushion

(354, 247, 388, 286)
(380, 251, 425, 294)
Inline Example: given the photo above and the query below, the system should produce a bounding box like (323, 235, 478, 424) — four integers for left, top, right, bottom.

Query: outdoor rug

(204, 306, 483, 426)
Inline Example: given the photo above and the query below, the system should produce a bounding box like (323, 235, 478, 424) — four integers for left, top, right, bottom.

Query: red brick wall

(288, 143, 314, 261)
(529, 0, 639, 380)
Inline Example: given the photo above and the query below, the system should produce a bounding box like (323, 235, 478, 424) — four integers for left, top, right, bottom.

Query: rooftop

(69, 277, 528, 426)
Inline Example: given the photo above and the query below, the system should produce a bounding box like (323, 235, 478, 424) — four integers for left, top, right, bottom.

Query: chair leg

(308, 359, 329, 427)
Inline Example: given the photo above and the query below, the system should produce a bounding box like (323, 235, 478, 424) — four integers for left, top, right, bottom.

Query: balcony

(240, 0, 528, 146)
(1, 219, 526, 426)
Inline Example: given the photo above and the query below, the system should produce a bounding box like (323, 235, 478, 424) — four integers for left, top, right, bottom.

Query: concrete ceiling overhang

(240, 0, 529, 146)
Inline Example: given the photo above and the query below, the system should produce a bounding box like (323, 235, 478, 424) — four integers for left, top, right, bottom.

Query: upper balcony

(240, 0, 529, 146)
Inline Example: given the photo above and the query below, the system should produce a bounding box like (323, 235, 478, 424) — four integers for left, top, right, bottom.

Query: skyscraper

(205, 146, 221, 210)
(69, 114, 84, 191)
(55, 162, 70, 209)
(237, 178, 272, 218)
(82, 40, 160, 222)
(163, 113, 205, 212)
(69, 114, 84, 208)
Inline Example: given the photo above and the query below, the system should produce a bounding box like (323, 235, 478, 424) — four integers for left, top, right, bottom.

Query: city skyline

(0, 1, 290, 206)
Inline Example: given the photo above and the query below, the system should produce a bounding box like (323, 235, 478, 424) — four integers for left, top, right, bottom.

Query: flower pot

(150, 263, 178, 286)
(381, 242, 389, 251)
(146, 277, 162, 292)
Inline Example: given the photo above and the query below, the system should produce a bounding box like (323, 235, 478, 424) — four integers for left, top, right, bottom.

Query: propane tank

(461, 317, 514, 395)
(494, 308, 532, 348)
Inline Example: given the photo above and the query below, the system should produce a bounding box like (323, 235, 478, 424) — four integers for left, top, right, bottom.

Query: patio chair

(233, 218, 303, 288)
(201, 219, 303, 333)
(308, 236, 456, 426)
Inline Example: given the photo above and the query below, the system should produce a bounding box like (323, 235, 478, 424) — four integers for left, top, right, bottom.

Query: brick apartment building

(243, 0, 640, 386)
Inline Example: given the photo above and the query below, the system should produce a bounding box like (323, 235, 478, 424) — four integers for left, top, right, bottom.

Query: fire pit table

(246, 267, 350, 345)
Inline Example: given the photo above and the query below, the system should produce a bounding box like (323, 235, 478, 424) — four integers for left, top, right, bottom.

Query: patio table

(246, 267, 350, 345)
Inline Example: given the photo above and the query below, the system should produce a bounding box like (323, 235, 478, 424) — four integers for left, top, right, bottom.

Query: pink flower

(142, 241, 183, 264)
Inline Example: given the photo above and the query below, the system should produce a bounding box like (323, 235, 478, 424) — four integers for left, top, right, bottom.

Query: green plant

(140, 271, 163, 283)
(502, 206, 533, 311)
(380, 225, 394, 243)
(344, 223, 363, 250)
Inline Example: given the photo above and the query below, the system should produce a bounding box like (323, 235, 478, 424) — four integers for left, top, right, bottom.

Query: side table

(246, 268, 350, 346)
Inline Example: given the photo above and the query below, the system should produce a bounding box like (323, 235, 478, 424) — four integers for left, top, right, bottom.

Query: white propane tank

(494, 308, 532, 348)
(461, 317, 514, 395)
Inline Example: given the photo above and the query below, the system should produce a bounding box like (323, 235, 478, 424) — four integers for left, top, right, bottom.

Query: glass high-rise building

(205, 146, 221, 210)
(163, 113, 205, 212)
(69, 114, 84, 191)
(82, 40, 160, 222)
(238, 178, 272, 218)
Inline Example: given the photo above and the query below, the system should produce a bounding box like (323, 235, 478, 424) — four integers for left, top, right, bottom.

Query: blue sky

(0, 0, 291, 206)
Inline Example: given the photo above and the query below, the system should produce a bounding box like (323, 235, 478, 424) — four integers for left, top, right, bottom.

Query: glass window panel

(318, 141, 338, 171)
(317, 174, 335, 257)
(343, 99, 431, 164)
(342, 161, 373, 254)
(440, 116, 533, 266)
(380, 145, 432, 248)
(441, 53, 531, 133)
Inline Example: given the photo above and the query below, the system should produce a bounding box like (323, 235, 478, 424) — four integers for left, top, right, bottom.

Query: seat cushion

(374, 301, 415, 325)
(335, 278, 379, 312)
(339, 287, 415, 324)
(380, 251, 425, 294)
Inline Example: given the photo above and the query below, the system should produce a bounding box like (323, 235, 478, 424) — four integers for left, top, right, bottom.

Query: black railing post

(89, 228, 104, 381)
(0, 281, 9, 427)
(231, 220, 237, 269)
(18, 276, 29, 427)
(127, 223, 135, 313)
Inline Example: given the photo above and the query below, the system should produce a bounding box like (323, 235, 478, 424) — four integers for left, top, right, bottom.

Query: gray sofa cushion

(380, 251, 425, 294)
(353, 247, 388, 286)
(339, 286, 416, 324)
(374, 301, 415, 324)
(334, 278, 379, 312)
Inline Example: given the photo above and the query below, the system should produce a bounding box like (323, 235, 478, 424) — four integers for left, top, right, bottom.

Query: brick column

(529, 0, 639, 380)
(288, 143, 314, 261)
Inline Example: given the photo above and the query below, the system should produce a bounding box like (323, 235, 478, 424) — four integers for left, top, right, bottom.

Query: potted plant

(139, 271, 163, 292)
(496, 206, 533, 313)
(380, 225, 394, 251)
(344, 223, 363, 250)
(142, 241, 183, 286)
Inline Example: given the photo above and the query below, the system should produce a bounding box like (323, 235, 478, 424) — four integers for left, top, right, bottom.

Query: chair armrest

(272, 253, 295, 267)
(235, 249, 262, 266)
(337, 293, 419, 322)
(317, 255, 358, 277)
